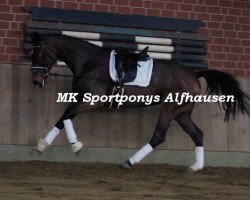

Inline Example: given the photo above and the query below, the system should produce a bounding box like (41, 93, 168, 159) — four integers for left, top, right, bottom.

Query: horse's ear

(33, 32, 42, 41)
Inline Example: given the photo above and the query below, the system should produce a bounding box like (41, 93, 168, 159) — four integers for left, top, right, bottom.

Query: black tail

(197, 70, 250, 121)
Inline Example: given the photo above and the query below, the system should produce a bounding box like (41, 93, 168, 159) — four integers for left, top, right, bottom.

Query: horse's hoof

(32, 138, 49, 155)
(186, 166, 202, 174)
(72, 141, 83, 156)
(120, 160, 132, 170)
(31, 148, 42, 155)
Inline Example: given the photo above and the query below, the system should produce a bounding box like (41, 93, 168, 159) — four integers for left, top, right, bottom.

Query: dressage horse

(31, 34, 249, 171)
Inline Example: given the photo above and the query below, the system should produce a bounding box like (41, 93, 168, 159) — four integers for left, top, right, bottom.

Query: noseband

(31, 66, 50, 77)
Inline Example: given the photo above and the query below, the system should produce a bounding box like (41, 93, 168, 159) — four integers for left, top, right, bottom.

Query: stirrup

(71, 141, 83, 154)
(32, 138, 49, 154)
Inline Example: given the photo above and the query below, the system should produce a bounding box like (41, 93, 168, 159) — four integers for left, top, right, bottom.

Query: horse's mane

(43, 34, 111, 51)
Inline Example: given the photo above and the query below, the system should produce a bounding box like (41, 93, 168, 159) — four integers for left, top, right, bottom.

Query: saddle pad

(109, 50, 153, 87)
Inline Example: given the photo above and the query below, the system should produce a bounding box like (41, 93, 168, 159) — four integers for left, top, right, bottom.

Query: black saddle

(115, 47, 149, 84)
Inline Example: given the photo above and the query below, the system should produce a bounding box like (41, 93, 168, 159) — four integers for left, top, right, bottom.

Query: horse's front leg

(33, 101, 101, 155)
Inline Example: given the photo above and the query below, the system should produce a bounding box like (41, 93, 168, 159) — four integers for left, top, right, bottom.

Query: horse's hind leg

(121, 105, 173, 169)
(175, 112, 204, 171)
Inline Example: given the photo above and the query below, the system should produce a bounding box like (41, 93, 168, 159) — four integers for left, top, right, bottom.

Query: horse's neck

(53, 38, 96, 75)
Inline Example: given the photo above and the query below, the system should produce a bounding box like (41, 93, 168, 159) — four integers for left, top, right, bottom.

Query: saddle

(109, 46, 150, 109)
(115, 46, 149, 84)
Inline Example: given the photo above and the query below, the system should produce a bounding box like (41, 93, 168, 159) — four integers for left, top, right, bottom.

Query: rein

(49, 71, 111, 83)
(31, 66, 110, 83)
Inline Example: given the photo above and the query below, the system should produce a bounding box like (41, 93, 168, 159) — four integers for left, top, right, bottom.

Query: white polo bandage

(129, 143, 153, 165)
(44, 127, 60, 145)
(63, 119, 77, 144)
(190, 146, 204, 171)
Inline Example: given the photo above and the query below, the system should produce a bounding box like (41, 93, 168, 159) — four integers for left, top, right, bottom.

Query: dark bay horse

(31, 34, 249, 171)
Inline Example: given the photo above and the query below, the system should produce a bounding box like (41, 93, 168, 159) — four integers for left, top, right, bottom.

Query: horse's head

(31, 33, 58, 87)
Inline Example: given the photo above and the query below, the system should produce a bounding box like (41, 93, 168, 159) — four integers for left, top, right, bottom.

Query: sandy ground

(0, 161, 249, 200)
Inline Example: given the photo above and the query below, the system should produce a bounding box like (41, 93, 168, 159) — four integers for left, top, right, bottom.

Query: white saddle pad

(109, 50, 153, 87)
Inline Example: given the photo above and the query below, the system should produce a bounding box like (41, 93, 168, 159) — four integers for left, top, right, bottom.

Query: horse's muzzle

(33, 79, 45, 87)
(32, 76, 46, 87)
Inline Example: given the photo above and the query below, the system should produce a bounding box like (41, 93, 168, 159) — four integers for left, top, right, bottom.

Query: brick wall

(0, 0, 249, 76)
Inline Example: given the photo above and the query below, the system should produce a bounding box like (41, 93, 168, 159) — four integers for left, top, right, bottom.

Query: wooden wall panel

(0, 64, 249, 152)
(0, 66, 12, 144)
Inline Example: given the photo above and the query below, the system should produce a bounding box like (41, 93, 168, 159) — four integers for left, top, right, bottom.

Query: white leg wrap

(44, 127, 60, 145)
(129, 143, 153, 165)
(190, 146, 204, 171)
(63, 119, 77, 144)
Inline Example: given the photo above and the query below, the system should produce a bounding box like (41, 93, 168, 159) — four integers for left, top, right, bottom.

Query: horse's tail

(197, 70, 250, 121)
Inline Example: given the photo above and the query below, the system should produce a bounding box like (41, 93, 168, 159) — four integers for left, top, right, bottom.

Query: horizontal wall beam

(24, 43, 204, 62)
(26, 6, 205, 33)
(25, 28, 207, 48)
(26, 24, 209, 43)
(62, 31, 206, 54)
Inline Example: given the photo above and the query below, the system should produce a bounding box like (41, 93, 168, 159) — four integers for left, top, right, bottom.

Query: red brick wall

(0, 0, 249, 76)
